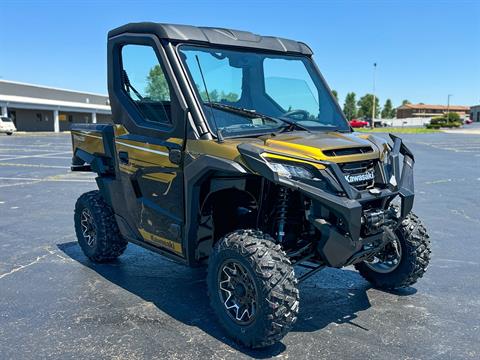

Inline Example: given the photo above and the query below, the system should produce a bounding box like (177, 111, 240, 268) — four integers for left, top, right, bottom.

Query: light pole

(372, 63, 377, 128)
(447, 94, 452, 123)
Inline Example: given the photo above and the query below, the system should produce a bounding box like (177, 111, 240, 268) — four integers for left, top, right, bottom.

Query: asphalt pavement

(0, 131, 479, 359)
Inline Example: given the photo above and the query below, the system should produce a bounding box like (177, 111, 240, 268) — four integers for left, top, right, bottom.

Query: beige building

(396, 103, 470, 119)
(0, 80, 112, 132)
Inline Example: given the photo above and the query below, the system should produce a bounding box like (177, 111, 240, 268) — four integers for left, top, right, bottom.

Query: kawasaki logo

(345, 170, 375, 183)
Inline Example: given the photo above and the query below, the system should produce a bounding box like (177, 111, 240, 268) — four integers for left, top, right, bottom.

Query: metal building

(470, 105, 480, 122)
(0, 80, 112, 132)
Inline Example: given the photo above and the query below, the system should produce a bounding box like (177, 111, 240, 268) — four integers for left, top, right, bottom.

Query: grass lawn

(356, 127, 440, 134)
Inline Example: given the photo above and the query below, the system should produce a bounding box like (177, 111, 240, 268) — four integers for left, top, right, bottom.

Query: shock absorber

(275, 187, 290, 244)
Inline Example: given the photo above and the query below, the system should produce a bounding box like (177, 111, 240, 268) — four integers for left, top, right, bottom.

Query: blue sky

(1, 0, 479, 107)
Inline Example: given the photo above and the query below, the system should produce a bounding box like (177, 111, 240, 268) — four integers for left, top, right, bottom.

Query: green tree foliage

(357, 93, 381, 119)
(402, 99, 411, 106)
(343, 92, 357, 120)
(331, 90, 338, 101)
(145, 65, 170, 101)
(381, 99, 395, 119)
(199, 89, 239, 103)
(445, 112, 460, 122)
(426, 113, 462, 129)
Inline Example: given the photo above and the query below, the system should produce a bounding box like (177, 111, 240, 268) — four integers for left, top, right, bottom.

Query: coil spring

(275, 187, 290, 243)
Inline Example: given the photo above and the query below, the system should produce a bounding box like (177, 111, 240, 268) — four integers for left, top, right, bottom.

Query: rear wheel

(355, 212, 431, 289)
(74, 190, 127, 262)
(6, 132, 13, 136)
(207, 230, 299, 348)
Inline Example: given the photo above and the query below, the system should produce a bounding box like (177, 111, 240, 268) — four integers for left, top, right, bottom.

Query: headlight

(267, 162, 315, 179)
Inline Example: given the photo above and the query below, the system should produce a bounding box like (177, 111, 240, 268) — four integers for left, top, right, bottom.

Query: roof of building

(397, 103, 470, 111)
(0, 79, 107, 97)
(0, 80, 111, 114)
(108, 22, 313, 55)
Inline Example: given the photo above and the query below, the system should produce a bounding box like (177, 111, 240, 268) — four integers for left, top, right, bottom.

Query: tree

(343, 92, 357, 120)
(401, 99, 411, 106)
(357, 93, 381, 119)
(331, 90, 338, 101)
(145, 65, 170, 101)
(199, 89, 239, 102)
(445, 112, 460, 123)
(381, 99, 395, 119)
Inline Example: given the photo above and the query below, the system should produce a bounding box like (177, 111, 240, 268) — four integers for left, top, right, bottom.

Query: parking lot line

(0, 176, 92, 181)
(0, 151, 71, 162)
(0, 162, 70, 169)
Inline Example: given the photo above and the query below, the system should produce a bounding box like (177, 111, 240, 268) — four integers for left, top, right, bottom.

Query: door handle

(118, 151, 129, 165)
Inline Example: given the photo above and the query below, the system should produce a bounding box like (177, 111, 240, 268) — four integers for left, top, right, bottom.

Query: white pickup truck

(0, 116, 16, 135)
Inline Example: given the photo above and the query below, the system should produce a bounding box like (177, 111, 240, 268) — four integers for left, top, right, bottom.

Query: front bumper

(0, 128, 16, 133)
(239, 134, 415, 267)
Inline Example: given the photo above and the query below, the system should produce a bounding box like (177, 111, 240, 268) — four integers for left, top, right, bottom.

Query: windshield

(178, 45, 349, 137)
(1, 117, 12, 122)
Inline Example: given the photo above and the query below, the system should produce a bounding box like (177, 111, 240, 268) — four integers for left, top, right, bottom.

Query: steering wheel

(282, 109, 309, 121)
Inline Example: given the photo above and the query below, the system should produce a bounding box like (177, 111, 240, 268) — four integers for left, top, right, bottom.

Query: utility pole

(372, 63, 377, 128)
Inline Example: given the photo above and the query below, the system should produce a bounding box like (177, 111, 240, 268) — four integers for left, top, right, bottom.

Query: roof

(108, 22, 313, 55)
(0, 79, 107, 97)
(397, 103, 470, 111)
(0, 79, 109, 107)
(0, 94, 111, 114)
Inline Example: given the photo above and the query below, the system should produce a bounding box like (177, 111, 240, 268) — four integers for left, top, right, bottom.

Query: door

(112, 39, 186, 256)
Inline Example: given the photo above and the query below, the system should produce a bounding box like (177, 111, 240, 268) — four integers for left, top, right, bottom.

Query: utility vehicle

(71, 22, 431, 348)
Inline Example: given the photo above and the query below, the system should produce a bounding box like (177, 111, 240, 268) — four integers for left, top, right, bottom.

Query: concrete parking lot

(0, 131, 479, 359)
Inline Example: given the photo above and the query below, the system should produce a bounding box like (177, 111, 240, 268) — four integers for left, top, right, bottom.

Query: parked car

(0, 116, 16, 135)
(349, 119, 369, 128)
(464, 118, 473, 125)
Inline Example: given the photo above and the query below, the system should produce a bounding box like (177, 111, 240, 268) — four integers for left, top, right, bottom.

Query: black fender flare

(183, 154, 248, 265)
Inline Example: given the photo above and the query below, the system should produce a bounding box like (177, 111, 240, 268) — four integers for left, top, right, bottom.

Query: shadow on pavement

(57, 240, 414, 358)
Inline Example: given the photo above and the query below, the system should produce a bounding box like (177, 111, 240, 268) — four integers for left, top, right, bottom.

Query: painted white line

(0, 176, 93, 183)
(40, 156, 72, 159)
(0, 148, 70, 152)
(116, 141, 169, 156)
(0, 163, 70, 169)
(0, 181, 41, 188)
(0, 142, 70, 147)
(0, 151, 71, 162)
(0, 254, 49, 279)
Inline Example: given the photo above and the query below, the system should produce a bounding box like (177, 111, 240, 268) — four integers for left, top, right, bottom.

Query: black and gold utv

(71, 22, 431, 348)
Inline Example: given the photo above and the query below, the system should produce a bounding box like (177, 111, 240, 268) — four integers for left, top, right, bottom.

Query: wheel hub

(365, 233, 402, 273)
(218, 260, 257, 325)
(80, 208, 96, 247)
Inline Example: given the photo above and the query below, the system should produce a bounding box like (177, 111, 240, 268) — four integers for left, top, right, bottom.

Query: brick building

(396, 103, 470, 119)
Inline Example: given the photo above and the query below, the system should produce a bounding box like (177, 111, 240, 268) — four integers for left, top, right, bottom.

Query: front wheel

(207, 230, 299, 348)
(355, 212, 431, 289)
(6, 132, 13, 136)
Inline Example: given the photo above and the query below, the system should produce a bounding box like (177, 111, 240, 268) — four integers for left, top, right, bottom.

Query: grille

(339, 159, 376, 191)
(323, 146, 373, 157)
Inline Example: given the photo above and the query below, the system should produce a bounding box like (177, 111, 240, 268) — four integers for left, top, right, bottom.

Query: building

(470, 105, 480, 122)
(0, 80, 112, 132)
(396, 103, 470, 119)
